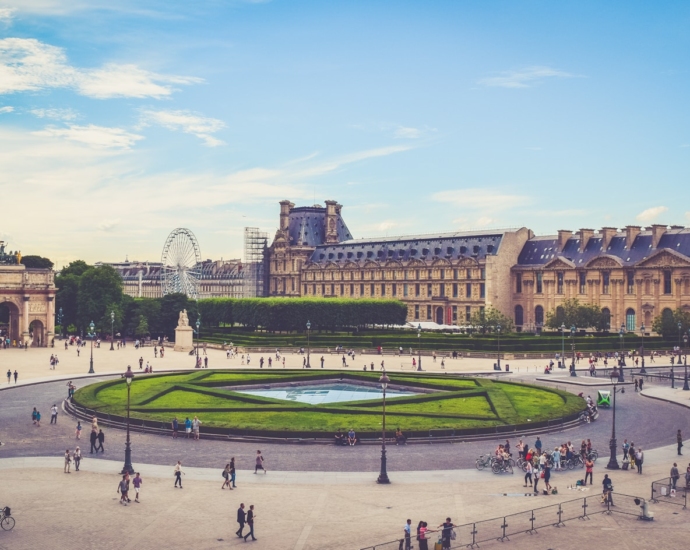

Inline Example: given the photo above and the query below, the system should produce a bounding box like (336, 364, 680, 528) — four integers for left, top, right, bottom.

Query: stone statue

(178, 309, 189, 327)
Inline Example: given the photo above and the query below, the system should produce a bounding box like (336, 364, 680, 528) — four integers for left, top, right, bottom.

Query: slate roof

(307, 231, 506, 266)
(287, 206, 352, 247)
(517, 227, 690, 267)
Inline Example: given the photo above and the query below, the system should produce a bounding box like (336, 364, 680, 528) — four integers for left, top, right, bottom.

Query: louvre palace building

(266, 200, 690, 334)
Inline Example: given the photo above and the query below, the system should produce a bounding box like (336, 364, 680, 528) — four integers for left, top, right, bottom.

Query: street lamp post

(683, 334, 690, 391)
(416, 324, 422, 371)
(195, 316, 201, 368)
(88, 320, 95, 374)
(560, 323, 566, 369)
(678, 322, 683, 365)
(570, 325, 577, 377)
(496, 324, 502, 371)
(121, 365, 135, 475)
(57, 307, 63, 339)
(306, 320, 311, 368)
(618, 323, 626, 383)
(639, 324, 646, 374)
(110, 311, 115, 351)
(377, 371, 391, 484)
(606, 368, 621, 470)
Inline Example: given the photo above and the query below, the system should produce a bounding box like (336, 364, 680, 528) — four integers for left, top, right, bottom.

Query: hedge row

(197, 298, 408, 331)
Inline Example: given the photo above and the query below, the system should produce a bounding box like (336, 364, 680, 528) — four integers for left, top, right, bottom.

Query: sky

(0, 0, 688, 269)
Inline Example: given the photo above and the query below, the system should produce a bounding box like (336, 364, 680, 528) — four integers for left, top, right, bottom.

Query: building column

(46, 296, 55, 347)
(22, 295, 30, 345)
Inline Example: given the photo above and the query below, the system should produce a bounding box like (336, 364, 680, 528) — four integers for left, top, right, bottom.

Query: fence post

(555, 503, 564, 527)
(528, 510, 536, 533)
(500, 517, 509, 541)
(581, 496, 589, 519)
(470, 522, 477, 548)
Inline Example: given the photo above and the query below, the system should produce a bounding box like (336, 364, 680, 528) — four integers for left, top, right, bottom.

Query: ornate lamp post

(377, 370, 391, 484)
(306, 320, 311, 368)
(88, 320, 95, 374)
(678, 322, 683, 364)
(121, 365, 135, 475)
(639, 323, 646, 374)
(570, 325, 577, 377)
(606, 367, 621, 470)
(57, 307, 63, 339)
(195, 316, 201, 368)
(417, 323, 422, 371)
(618, 323, 626, 382)
(683, 334, 690, 391)
(560, 323, 566, 369)
(496, 324, 502, 371)
(110, 311, 115, 351)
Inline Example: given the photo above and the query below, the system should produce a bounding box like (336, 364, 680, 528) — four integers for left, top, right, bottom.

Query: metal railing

(360, 492, 655, 550)
(651, 477, 688, 509)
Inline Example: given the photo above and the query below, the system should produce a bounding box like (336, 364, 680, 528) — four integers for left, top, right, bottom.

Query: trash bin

(505, 364, 510, 372)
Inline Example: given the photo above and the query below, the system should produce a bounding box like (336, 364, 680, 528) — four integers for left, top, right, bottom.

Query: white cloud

(394, 126, 421, 139)
(0, 105, 13, 113)
(432, 188, 529, 211)
(34, 124, 143, 149)
(479, 66, 578, 89)
(98, 218, 121, 232)
(636, 206, 668, 223)
(0, 7, 14, 22)
(30, 107, 77, 121)
(0, 38, 200, 99)
(140, 109, 225, 146)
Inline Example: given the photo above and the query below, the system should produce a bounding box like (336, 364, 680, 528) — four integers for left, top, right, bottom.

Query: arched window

(626, 308, 636, 332)
(514, 305, 524, 327)
(535, 305, 544, 326)
(601, 308, 611, 330)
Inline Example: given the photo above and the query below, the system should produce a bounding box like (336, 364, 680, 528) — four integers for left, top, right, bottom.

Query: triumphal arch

(0, 244, 56, 347)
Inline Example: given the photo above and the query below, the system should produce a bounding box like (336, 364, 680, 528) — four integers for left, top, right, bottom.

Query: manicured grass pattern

(73, 371, 585, 437)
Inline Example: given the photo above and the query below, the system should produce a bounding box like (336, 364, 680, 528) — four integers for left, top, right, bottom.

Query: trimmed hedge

(198, 298, 408, 331)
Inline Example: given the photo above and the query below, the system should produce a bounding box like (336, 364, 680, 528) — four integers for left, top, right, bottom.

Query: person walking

(636, 448, 644, 474)
(133, 472, 143, 502)
(678, 429, 683, 456)
(174, 461, 184, 488)
(117, 475, 129, 505)
(622, 439, 630, 461)
(222, 463, 232, 490)
(90, 429, 98, 453)
(254, 450, 266, 474)
(75, 421, 82, 440)
(523, 460, 533, 488)
(236, 503, 246, 538)
(97, 429, 105, 452)
(403, 519, 412, 550)
(230, 457, 237, 488)
(533, 464, 541, 494)
(64, 450, 71, 473)
(73, 447, 81, 471)
(243, 505, 257, 541)
(671, 463, 680, 490)
(543, 464, 552, 493)
(35, 410, 41, 427)
(32, 407, 37, 425)
(50, 404, 58, 424)
(13, 370, 17, 383)
(585, 457, 594, 485)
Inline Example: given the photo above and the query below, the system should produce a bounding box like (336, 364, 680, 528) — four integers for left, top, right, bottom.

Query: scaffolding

(243, 227, 268, 297)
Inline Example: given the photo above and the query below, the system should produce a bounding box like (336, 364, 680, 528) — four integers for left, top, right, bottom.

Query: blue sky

(0, 1, 688, 267)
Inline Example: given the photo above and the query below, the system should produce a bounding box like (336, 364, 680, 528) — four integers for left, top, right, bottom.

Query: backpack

(222, 470, 228, 479)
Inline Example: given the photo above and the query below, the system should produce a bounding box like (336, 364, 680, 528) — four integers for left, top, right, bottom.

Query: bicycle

(475, 455, 495, 470)
(588, 450, 599, 462)
(567, 455, 585, 469)
(1, 506, 14, 531)
(491, 460, 514, 474)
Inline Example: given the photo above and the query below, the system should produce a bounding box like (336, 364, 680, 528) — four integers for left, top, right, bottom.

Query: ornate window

(626, 308, 636, 332)
(535, 305, 544, 326)
(514, 305, 524, 327)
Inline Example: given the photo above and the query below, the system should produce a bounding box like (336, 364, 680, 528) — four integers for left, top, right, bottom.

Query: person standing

(64, 450, 71, 473)
(418, 521, 428, 550)
(438, 517, 454, 550)
(97, 429, 105, 452)
(671, 463, 680, 490)
(636, 448, 644, 474)
(13, 370, 17, 383)
(50, 404, 58, 424)
(90, 429, 98, 453)
(172, 417, 179, 439)
(133, 472, 143, 502)
(75, 421, 82, 440)
(543, 464, 552, 493)
(534, 436, 542, 455)
(523, 460, 533, 488)
(236, 503, 246, 538)
(585, 457, 594, 485)
(533, 464, 540, 494)
(254, 450, 266, 474)
(174, 461, 184, 488)
(72, 446, 81, 471)
(192, 416, 202, 440)
(602, 474, 614, 505)
(403, 519, 412, 550)
(32, 407, 37, 425)
(184, 417, 192, 438)
(117, 475, 129, 505)
(35, 410, 41, 427)
(230, 457, 237, 488)
(243, 504, 257, 541)
(6, 369, 10, 383)
(678, 429, 683, 456)
(622, 439, 630, 461)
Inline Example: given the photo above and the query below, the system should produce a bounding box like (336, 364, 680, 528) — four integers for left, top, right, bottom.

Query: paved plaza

(1, 347, 690, 549)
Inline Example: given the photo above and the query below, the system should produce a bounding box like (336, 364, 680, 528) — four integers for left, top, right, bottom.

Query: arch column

(46, 295, 55, 346)
(22, 295, 30, 345)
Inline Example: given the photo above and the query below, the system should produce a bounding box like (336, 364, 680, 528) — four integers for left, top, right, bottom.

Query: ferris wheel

(161, 228, 202, 299)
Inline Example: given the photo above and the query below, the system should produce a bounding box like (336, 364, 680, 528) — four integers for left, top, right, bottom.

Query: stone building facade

(511, 225, 690, 333)
(266, 200, 532, 324)
(0, 265, 56, 346)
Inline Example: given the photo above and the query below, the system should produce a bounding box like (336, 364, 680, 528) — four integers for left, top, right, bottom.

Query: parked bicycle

(491, 459, 514, 474)
(1, 506, 14, 531)
(475, 455, 495, 470)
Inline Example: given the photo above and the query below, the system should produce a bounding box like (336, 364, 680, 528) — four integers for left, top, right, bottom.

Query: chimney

(279, 200, 294, 231)
(578, 228, 594, 253)
(600, 227, 618, 251)
(557, 230, 572, 251)
(649, 224, 667, 249)
(625, 225, 641, 249)
(324, 200, 340, 244)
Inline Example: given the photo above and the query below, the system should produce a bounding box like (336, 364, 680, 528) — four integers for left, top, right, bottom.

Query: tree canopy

(652, 308, 690, 338)
(469, 306, 513, 333)
(20, 255, 54, 269)
(545, 299, 607, 331)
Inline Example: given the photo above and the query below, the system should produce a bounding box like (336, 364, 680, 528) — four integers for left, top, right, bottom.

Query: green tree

(76, 265, 123, 331)
(545, 299, 605, 330)
(55, 261, 92, 331)
(469, 307, 514, 333)
(20, 255, 54, 269)
(652, 308, 690, 338)
(159, 293, 197, 338)
(135, 315, 149, 338)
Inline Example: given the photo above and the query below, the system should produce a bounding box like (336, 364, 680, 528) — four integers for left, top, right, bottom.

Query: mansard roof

(517, 227, 690, 268)
(307, 230, 508, 266)
(287, 206, 352, 247)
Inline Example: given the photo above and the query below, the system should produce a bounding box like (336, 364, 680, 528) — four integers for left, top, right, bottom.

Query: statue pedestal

(174, 326, 194, 352)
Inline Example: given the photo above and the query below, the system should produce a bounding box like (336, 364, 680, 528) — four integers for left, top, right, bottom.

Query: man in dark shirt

(438, 517, 454, 549)
(90, 430, 98, 454)
(244, 504, 257, 541)
(236, 503, 246, 538)
(97, 429, 105, 452)
(602, 474, 613, 505)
